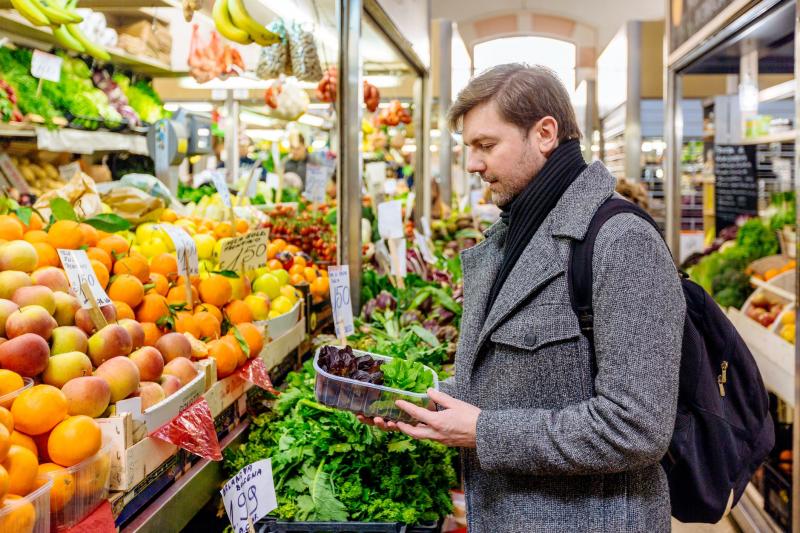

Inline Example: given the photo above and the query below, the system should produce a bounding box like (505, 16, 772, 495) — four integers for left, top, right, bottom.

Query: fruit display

(744, 293, 785, 329)
(187, 24, 245, 84)
(778, 310, 795, 344)
(265, 204, 336, 264)
(4, 154, 65, 196)
(0, 79, 24, 123)
(375, 100, 412, 127)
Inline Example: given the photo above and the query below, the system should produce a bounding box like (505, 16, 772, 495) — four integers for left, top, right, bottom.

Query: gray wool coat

(441, 161, 686, 532)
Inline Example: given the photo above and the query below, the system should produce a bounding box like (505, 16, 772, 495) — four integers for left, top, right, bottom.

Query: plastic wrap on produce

(239, 357, 279, 395)
(256, 20, 290, 80)
(121, 173, 184, 208)
(150, 397, 222, 461)
(34, 172, 103, 220)
(100, 186, 165, 224)
(287, 22, 323, 82)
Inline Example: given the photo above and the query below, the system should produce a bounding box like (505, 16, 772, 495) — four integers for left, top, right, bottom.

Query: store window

(473, 36, 577, 95)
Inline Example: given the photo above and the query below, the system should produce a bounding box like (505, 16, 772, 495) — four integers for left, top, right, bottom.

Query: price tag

(377, 200, 404, 240)
(328, 265, 355, 338)
(0, 154, 31, 194)
(156, 225, 198, 276)
(414, 230, 436, 264)
(221, 459, 278, 533)
(58, 161, 81, 181)
(31, 50, 62, 83)
(405, 192, 415, 221)
(57, 249, 112, 309)
(218, 229, 269, 273)
(389, 238, 407, 278)
(384, 178, 397, 196)
(303, 164, 328, 204)
(265, 172, 280, 189)
(365, 162, 387, 189)
(211, 171, 232, 208)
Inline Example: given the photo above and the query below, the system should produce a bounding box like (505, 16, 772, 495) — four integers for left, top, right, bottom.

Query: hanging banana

(226, 0, 278, 45)
(212, 0, 251, 45)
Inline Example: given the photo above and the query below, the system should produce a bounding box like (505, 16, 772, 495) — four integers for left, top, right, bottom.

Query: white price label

(0, 154, 31, 194)
(365, 161, 387, 189)
(414, 230, 436, 264)
(58, 161, 81, 181)
(328, 265, 355, 338)
(156, 225, 198, 276)
(266, 172, 280, 189)
(221, 459, 278, 533)
(211, 171, 232, 208)
(389, 238, 407, 278)
(218, 229, 269, 273)
(31, 50, 62, 83)
(58, 249, 112, 309)
(303, 164, 328, 204)
(377, 200, 404, 240)
(384, 178, 397, 196)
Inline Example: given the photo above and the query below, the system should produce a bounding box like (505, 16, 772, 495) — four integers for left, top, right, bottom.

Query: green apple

(253, 273, 281, 300)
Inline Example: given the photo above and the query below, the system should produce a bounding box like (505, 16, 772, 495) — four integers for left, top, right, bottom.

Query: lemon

(280, 285, 298, 303)
(267, 310, 282, 319)
(272, 269, 289, 286)
(253, 273, 281, 300)
(135, 222, 157, 244)
(271, 295, 293, 315)
(193, 233, 216, 260)
(140, 236, 169, 258)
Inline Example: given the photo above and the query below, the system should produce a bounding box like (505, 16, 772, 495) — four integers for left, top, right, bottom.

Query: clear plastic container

(0, 477, 52, 533)
(46, 439, 112, 531)
(0, 376, 34, 409)
(313, 348, 438, 423)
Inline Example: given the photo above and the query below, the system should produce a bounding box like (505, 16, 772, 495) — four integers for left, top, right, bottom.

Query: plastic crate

(0, 477, 52, 532)
(257, 518, 440, 533)
(0, 376, 33, 408)
(763, 462, 791, 531)
(313, 348, 438, 423)
(49, 439, 112, 530)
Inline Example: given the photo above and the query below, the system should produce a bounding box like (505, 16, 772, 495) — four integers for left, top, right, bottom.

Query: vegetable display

(0, 47, 62, 125)
(318, 345, 434, 394)
(112, 73, 168, 124)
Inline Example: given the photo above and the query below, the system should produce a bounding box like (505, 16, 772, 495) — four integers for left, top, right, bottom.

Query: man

(361, 64, 685, 532)
(284, 133, 309, 183)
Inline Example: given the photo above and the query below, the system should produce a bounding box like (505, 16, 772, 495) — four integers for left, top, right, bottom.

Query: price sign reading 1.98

(218, 229, 270, 273)
(328, 265, 354, 338)
(57, 249, 112, 309)
(221, 459, 277, 533)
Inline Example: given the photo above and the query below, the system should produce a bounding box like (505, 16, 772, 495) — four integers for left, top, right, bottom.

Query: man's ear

(533, 116, 559, 155)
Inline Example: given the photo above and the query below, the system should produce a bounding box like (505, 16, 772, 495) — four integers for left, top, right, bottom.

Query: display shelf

(727, 308, 794, 407)
(731, 482, 784, 533)
(0, 123, 36, 137)
(0, 123, 150, 154)
(0, 9, 179, 76)
(739, 131, 797, 146)
(750, 276, 797, 304)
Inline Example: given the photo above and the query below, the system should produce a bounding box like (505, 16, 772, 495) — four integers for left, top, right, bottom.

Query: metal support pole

(437, 20, 453, 207)
(414, 74, 432, 232)
(664, 69, 682, 261)
(624, 21, 642, 182)
(793, 4, 800, 530)
(336, 0, 362, 311)
(225, 90, 239, 186)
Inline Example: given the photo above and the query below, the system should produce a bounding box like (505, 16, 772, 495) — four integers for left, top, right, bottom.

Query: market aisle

(671, 517, 740, 533)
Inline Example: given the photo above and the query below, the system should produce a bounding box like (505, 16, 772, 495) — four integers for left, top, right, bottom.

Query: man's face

(463, 101, 548, 207)
(290, 143, 307, 161)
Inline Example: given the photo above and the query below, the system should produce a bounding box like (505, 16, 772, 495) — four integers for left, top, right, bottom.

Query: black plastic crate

(763, 462, 791, 532)
(256, 518, 440, 533)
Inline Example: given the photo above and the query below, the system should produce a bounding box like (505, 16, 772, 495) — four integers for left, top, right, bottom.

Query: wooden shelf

(738, 130, 797, 146)
(0, 9, 181, 77)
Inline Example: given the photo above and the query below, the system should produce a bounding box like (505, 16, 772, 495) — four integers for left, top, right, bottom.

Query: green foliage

(381, 358, 434, 394)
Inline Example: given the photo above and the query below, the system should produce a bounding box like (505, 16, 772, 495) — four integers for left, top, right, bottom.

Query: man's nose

(466, 154, 485, 174)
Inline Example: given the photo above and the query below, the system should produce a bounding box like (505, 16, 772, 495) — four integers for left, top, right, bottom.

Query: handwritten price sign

(58, 249, 112, 309)
(218, 229, 269, 273)
(31, 50, 62, 83)
(221, 459, 277, 533)
(156, 225, 198, 276)
(211, 170, 232, 208)
(328, 265, 354, 338)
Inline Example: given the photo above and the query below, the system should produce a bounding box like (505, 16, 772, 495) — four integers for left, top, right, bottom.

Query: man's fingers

(396, 421, 439, 441)
(395, 400, 438, 426)
(426, 388, 459, 409)
(357, 414, 374, 426)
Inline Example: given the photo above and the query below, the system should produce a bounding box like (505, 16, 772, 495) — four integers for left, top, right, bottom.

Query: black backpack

(568, 197, 775, 524)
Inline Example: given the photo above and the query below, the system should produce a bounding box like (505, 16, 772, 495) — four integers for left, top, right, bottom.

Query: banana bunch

(11, 156, 63, 196)
(212, 0, 279, 46)
(11, 0, 110, 61)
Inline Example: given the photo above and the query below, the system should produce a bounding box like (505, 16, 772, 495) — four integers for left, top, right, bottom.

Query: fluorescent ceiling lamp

(179, 76, 274, 90)
(297, 113, 326, 128)
(401, 145, 416, 153)
(164, 102, 214, 113)
(308, 103, 331, 110)
(240, 110, 281, 128)
(430, 129, 441, 138)
(246, 129, 285, 141)
(365, 75, 402, 88)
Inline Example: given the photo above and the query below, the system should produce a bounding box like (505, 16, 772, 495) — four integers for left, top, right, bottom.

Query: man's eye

(481, 144, 494, 151)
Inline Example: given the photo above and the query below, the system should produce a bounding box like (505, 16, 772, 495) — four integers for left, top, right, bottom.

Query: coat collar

(548, 160, 617, 240)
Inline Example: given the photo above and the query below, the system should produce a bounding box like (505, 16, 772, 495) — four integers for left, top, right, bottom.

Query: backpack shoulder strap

(568, 198, 662, 362)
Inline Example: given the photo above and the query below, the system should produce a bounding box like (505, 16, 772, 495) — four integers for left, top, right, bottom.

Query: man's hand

(394, 389, 480, 448)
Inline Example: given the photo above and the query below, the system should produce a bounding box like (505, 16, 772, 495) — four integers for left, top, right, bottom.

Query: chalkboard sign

(669, 0, 732, 53)
(714, 144, 758, 233)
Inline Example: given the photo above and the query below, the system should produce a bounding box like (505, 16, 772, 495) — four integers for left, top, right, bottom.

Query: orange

(97, 234, 130, 258)
(320, 269, 328, 278)
(198, 275, 232, 308)
(160, 209, 178, 222)
(22, 212, 43, 232)
(113, 256, 150, 283)
(0, 425, 9, 463)
(285, 245, 300, 254)
(36, 463, 75, 512)
(194, 303, 223, 323)
(0, 215, 24, 241)
(141, 322, 162, 347)
(174, 312, 201, 338)
(136, 294, 170, 324)
(150, 253, 179, 281)
(48, 416, 101, 467)
(147, 273, 169, 296)
(234, 323, 264, 359)
(207, 339, 238, 379)
(77, 451, 109, 495)
(108, 274, 144, 309)
(113, 301, 135, 321)
(78, 223, 99, 247)
(0, 370, 24, 397)
(303, 267, 317, 283)
(0, 408, 12, 434)
(0, 494, 35, 532)
(166, 285, 199, 308)
(47, 220, 83, 250)
(213, 222, 234, 239)
(11, 385, 67, 436)
(292, 255, 307, 269)
(289, 273, 306, 286)
(310, 276, 329, 298)
(33, 242, 59, 269)
(2, 445, 38, 495)
(267, 259, 283, 271)
(86, 247, 112, 273)
(222, 335, 248, 367)
(271, 238, 287, 252)
(194, 311, 220, 340)
(267, 244, 280, 260)
(235, 218, 249, 233)
(8, 432, 35, 457)
(0, 465, 7, 500)
(289, 264, 305, 277)
(90, 259, 109, 289)
(22, 230, 48, 244)
(224, 300, 253, 325)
